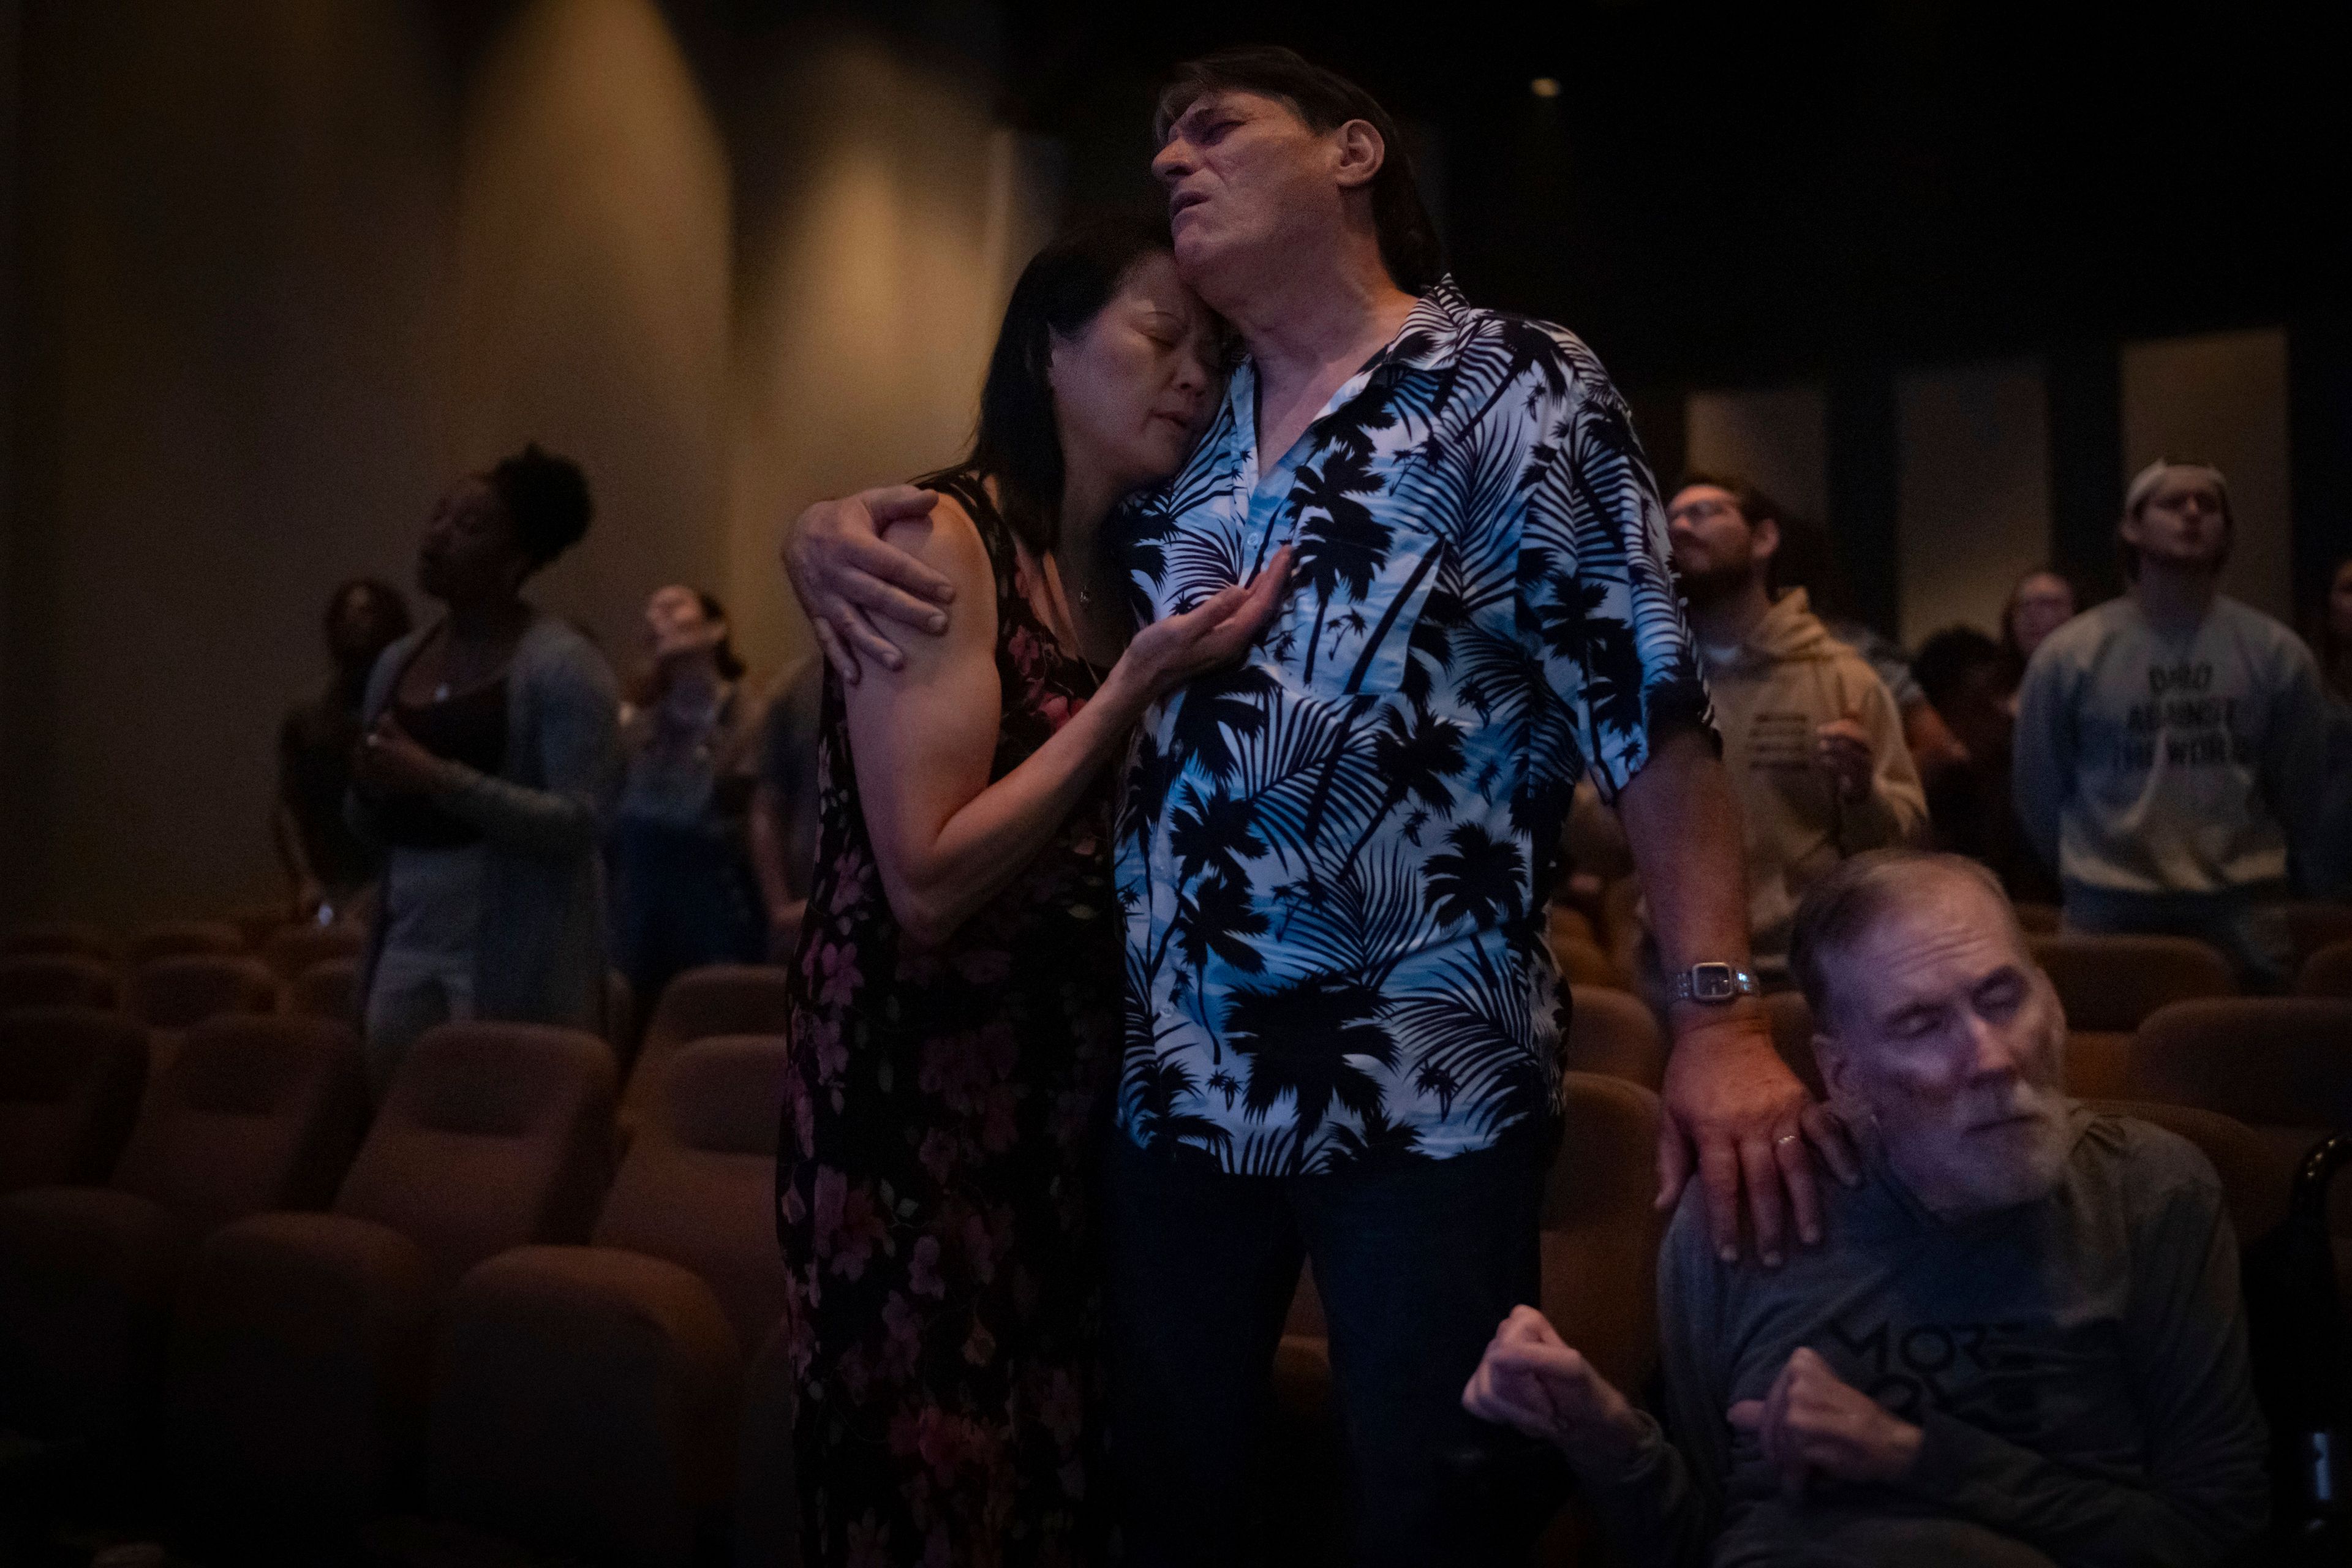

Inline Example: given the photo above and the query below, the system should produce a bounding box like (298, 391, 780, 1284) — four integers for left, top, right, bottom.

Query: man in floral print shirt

(786, 45, 1856, 1566)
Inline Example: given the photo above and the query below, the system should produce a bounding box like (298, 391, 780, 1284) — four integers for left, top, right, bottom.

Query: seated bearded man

(1464, 848, 2270, 1567)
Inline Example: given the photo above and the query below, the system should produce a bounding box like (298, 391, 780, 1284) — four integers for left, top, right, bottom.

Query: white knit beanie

(2124, 458, 2233, 523)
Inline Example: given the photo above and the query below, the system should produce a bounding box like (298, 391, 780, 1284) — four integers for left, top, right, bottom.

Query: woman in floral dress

(778, 221, 1288, 1564)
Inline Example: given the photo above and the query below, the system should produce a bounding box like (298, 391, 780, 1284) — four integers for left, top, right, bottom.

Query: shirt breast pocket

(1276, 526, 1444, 698)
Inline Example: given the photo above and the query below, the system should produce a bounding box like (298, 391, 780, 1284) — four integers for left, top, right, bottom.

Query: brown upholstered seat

(2012, 902, 2062, 934)
(2060, 1030, 2135, 1099)
(127, 920, 247, 965)
(261, 921, 366, 980)
(1562, 984, 1665, 1089)
(1548, 902, 1597, 950)
(0, 952, 123, 1012)
(1, 922, 121, 962)
(620, 964, 792, 1136)
(290, 957, 360, 1022)
(2299, 939, 2352, 1000)
(2027, 932, 2236, 1032)
(1553, 933, 1623, 991)
(421, 1035, 788, 1566)
(0, 1016, 365, 1441)
(0, 1009, 148, 1195)
(165, 1022, 615, 1536)
(2125, 999, 2352, 1237)
(2284, 903, 2352, 972)
(129, 954, 281, 1029)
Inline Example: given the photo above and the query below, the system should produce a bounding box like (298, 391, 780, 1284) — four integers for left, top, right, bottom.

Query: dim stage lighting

(1529, 77, 1562, 99)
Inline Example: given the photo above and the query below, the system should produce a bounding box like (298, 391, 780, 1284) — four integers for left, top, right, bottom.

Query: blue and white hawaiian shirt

(1114, 277, 1712, 1175)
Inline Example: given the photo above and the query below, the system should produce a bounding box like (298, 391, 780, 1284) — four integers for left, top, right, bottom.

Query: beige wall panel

(2120, 328, 2291, 622)
(1684, 383, 1830, 525)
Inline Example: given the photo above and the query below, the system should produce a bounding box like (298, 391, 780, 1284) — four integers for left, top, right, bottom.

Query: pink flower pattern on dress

(780, 475, 1117, 1565)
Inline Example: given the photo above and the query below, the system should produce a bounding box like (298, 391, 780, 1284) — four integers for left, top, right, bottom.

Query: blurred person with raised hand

(1773, 508, 1968, 782)
(1465, 849, 2270, 1568)
(783, 48, 1849, 1564)
(276, 577, 410, 922)
(348, 445, 619, 1092)
(1660, 474, 1929, 982)
(1912, 625, 2057, 905)
(773, 215, 1285, 1564)
(2012, 460, 2329, 988)
(608, 584, 767, 1011)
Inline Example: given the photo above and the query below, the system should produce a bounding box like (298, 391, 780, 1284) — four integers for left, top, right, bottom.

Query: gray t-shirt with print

(1579, 1109, 2269, 1567)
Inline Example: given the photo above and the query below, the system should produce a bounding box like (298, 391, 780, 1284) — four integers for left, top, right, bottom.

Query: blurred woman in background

(609, 584, 768, 1016)
(2001, 567, 2081, 674)
(276, 578, 410, 922)
(349, 444, 618, 1093)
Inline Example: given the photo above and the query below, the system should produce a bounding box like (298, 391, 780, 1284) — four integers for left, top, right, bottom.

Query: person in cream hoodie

(1570, 474, 1928, 989)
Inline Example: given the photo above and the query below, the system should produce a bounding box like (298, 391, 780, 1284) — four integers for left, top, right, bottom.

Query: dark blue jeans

(1104, 1123, 1567, 1566)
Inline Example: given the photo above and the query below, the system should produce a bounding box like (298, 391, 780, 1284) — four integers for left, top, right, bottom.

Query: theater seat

(165, 1022, 615, 1540)
(1541, 1072, 1668, 1396)
(2299, 940, 2352, 999)
(291, 957, 360, 1023)
(0, 1016, 365, 1442)
(2124, 1000, 2352, 1239)
(0, 952, 123, 1012)
(2284, 903, 2352, 972)
(1, 922, 121, 962)
(1564, 984, 1665, 1089)
(420, 1035, 790, 1566)
(2028, 933, 2236, 1031)
(2013, 902, 2062, 935)
(621, 965, 792, 1137)
(0, 1009, 148, 1194)
(127, 920, 247, 965)
(262, 921, 367, 981)
(1553, 934, 1623, 990)
(129, 954, 281, 1030)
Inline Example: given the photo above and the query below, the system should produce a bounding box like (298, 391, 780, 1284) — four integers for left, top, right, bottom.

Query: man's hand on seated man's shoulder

(1463, 1306, 1650, 1477)
(1730, 1347, 1923, 1499)
(780, 485, 956, 682)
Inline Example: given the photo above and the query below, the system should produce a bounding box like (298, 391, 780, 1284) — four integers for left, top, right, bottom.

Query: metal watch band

(1670, 962, 1760, 1005)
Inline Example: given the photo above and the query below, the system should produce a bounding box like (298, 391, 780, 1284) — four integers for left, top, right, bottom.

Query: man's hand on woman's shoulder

(781, 485, 957, 683)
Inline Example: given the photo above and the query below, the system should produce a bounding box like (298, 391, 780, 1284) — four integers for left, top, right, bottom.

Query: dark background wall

(2, 0, 2345, 926)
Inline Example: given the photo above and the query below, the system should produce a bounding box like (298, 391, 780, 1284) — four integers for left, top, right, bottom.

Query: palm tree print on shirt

(1115, 277, 1713, 1177)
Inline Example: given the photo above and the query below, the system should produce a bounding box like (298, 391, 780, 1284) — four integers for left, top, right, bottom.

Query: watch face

(1692, 963, 1737, 1001)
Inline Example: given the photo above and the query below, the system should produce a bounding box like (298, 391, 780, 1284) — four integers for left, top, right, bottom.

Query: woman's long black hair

(932, 213, 1182, 555)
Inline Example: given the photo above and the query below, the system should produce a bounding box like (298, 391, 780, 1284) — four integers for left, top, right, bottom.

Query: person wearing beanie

(347, 445, 620, 1091)
(2011, 459, 2328, 990)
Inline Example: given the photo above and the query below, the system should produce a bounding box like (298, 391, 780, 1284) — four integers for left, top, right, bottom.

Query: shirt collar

(1219, 274, 1474, 473)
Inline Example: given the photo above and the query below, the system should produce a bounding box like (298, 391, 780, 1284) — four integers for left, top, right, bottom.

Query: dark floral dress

(778, 473, 1121, 1567)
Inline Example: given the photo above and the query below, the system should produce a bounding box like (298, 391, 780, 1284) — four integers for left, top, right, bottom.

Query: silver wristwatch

(1669, 962, 1760, 1005)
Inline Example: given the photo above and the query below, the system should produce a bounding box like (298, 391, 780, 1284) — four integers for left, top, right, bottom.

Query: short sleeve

(1519, 344, 1715, 805)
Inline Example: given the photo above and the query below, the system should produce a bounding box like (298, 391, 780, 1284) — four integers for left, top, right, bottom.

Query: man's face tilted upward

(1152, 89, 1360, 309)
(1815, 869, 2075, 1218)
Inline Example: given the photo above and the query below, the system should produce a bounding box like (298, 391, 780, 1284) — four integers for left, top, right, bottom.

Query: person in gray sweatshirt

(2011, 459, 2328, 990)
(1463, 849, 2269, 1568)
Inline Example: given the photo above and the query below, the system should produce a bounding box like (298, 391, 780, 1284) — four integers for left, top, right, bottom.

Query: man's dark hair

(941, 212, 1185, 555)
(487, 443, 593, 570)
(1912, 626, 2008, 713)
(1154, 46, 1444, 296)
(1789, 848, 2016, 1029)
(1672, 470, 1784, 532)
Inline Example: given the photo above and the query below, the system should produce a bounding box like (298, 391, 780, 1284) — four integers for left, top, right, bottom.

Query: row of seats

(0, 1012, 797, 1567)
(2, 916, 368, 976)
(1, 963, 797, 1205)
(1548, 894, 2352, 1001)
